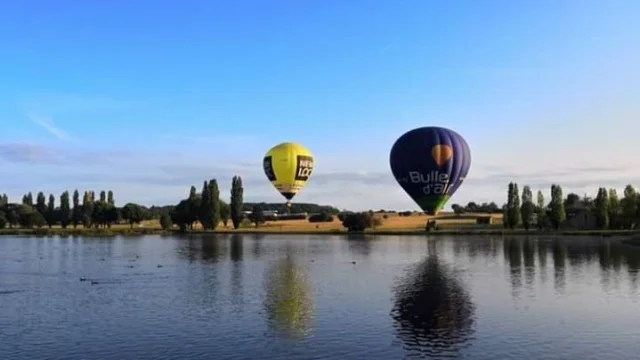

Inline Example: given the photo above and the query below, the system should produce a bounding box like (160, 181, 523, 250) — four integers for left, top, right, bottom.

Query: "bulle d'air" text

(408, 171, 451, 195)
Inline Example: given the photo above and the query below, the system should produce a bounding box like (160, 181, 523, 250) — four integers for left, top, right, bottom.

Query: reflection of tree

(175, 236, 199, 262)
(346, 233, 372, 257)
(230, 235, 244, 311)
(522, 238, 536, 288)
(390, 255, 475, 357)
(201, 237, 221, 263)
(230, 234, 243, 262)
(251, 234, 265, 259)
(503, 238, 523, 297)
(174, 236, 227, 264)
(263, 254, 314, 339)
(552, 240, 567, 292)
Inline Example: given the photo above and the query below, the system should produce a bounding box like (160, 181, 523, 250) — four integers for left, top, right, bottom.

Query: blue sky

(1, 0, 639, 211)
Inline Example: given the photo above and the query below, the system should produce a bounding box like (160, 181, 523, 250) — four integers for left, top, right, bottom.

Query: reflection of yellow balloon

(263, 255, 314, 338)
(263, 142, 314, 207)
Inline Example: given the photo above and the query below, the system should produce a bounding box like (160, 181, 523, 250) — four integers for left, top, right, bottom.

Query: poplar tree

(594, 187, 609, 229)
(520, 185, 534, 230)
(46, 194, 56, 228)
(230, 176, 244, 229)
(507, 182, 521, 229)
(82, 191, 94, 228)
(36, 192, 46, 216)
(608, 189, 620, 229)
(199, 180, 211, 229)
(209, 179, 220, 230)
(60, 191, 71, 229)
(549, 184, 565, 230)
(536, 190, 546, 229)
(72, 189, 81, 228)
(621, 185, 637, 229)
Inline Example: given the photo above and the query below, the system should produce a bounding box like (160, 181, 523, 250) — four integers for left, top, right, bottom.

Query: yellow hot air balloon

(263, 142, 314, 210)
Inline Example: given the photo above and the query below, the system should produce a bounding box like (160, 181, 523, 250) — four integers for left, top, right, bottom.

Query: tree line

(0, 189, 157, 229)
(0, 172, 345, 231)
(502, 182, 640, 230)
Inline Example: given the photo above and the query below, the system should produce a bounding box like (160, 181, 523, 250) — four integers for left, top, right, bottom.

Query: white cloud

(26, 112, 73, 141)
(1, 140, 640, 211)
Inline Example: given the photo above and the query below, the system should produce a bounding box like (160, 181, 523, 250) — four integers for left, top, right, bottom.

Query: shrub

(308, 212, 333, 223)
(337, 211, 354, 222)
(398, 211, 412, 217)
(159, 213, 173, 230)
(341, 212, 374, 232)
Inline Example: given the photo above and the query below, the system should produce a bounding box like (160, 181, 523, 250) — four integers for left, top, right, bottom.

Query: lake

(1, 234, 639, 360)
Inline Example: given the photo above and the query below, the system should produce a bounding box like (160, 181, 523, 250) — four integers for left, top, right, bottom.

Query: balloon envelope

(263, 142, 314, 203)
(389, 126, 471, 215)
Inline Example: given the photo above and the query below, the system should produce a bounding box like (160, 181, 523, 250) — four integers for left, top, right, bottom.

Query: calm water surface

(1, 234, 639, 360)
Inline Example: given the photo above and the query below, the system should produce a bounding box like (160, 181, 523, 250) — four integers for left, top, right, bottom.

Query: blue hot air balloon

(389, 126, 471, 215)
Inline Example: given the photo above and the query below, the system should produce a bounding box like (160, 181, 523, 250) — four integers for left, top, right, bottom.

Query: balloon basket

(425, 218, 437, 232)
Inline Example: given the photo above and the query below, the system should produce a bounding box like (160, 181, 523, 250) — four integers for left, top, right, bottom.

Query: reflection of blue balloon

(389, 126, 471, 215)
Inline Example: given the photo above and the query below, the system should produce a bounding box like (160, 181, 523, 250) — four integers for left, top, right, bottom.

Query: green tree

(82, 191, 94, 228)
(251, 205, 265, 227)
(536, 190, 546, 230)
(594, 187, 609, 229)
(4, 204, 19, 228)
(46, 194, 56, 228)
(170, 200, 190, 233)
(107, 190, 114, 206)
(209, 179, 221, 230)
(0, 194, 8, 207)
(17, 204, 37, 228)
(621, 184, 637, 229)
(549, 184, 565, 230)
(0, 211, 7, 229)
(92, 200, 109, 228)
(520, 185, 535, 230)
(220, 200, 230, 227)
(59, 191, 71, 229)
(199, 180, 212, 229)
(506, 182, 520, 229)
(72, 189, 82, 228)
(341, 212, 374, 232)
(105, 204, 119, 228)
(564, 193, 581, 214)
(230, 176, 244, 229)
(160, 212, 173, 230)
(36, 192, 46, 217)
(608, 189, 621, 229)
(121, 203, 145, 228)
(99, 190, 106, 202)
(23, 192, 33, 206)
(186, 186, 200, 230)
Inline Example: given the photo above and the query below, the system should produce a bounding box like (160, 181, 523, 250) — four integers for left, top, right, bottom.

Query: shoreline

(0, 227, 638, 238)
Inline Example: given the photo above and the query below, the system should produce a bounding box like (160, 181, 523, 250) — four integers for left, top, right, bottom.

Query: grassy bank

(0, 226, 636, 238)
(1, 212, 636, 237)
